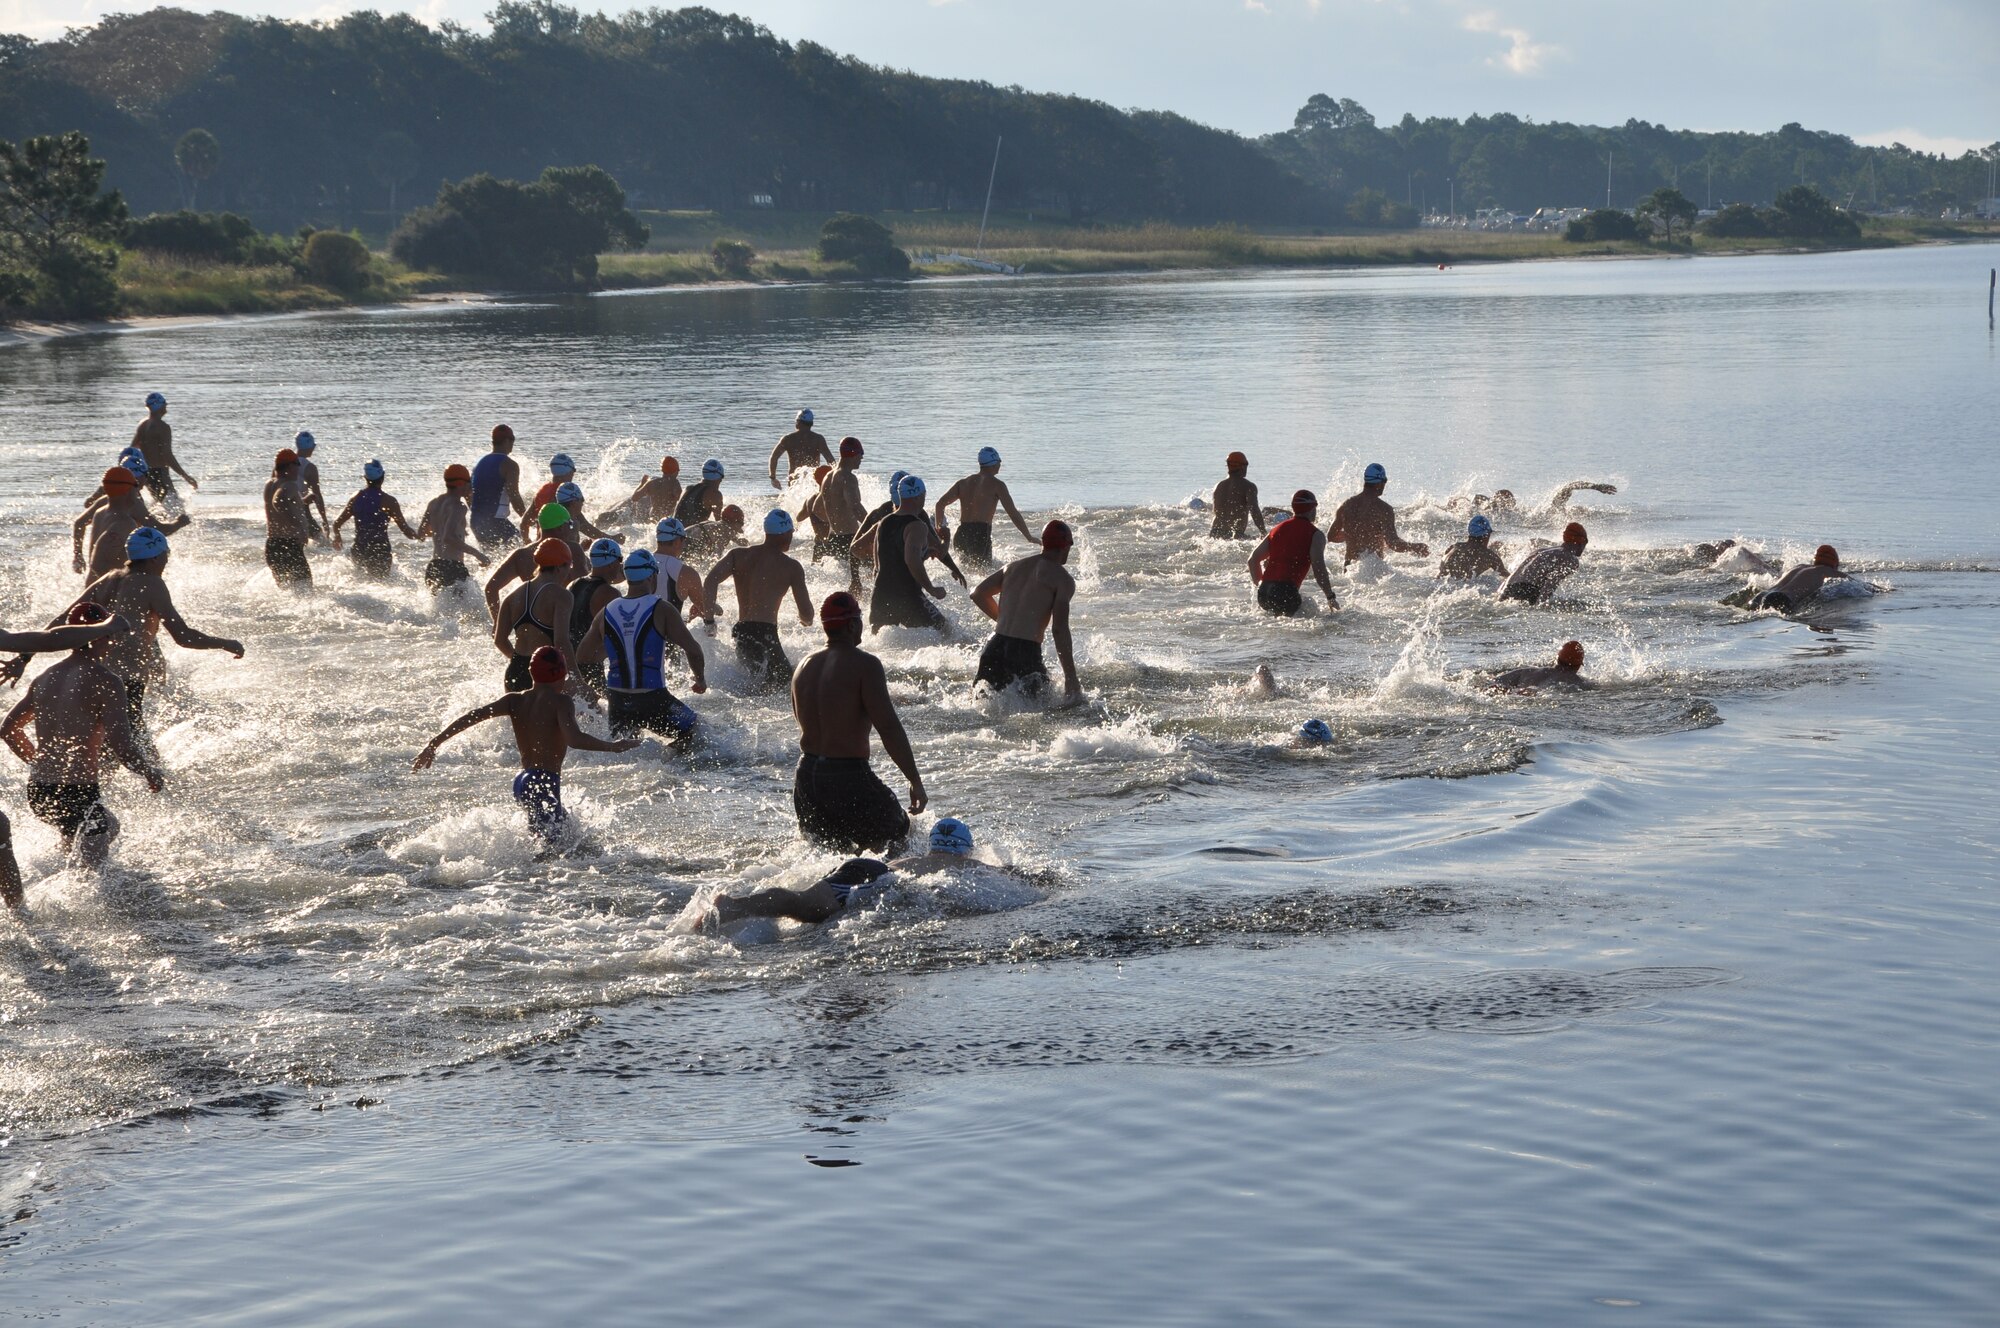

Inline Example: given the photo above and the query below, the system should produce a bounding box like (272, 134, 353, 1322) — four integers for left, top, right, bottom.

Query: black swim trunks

(472, 514, 519, 550)
(27, 782, 109, 840)
(504, 653, 533, 692)
(952, 521, 994, 566)
(1499, 582, 1542, 605)
(974, 632, 1048, 695)
(265, 537, 312, 588)
(608, 688, 698, 743)
(1754, 591, 1795, 612)
(1257, 580, 1303, 616)
(424, 558, 470, 592)
(732, 621, 793, 692)
(351, 536, 393, 579)
(815, 532, 854, 568)
(793, 754, 910, 854)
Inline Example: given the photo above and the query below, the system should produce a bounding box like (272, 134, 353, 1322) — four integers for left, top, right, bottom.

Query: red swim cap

(102, 466, 137, 491)
(1815, 544, 1839, 567)
(1557, 640, 1584, 668)
(1563, 522, 1588, 546)
(820, 591, 863, 629)
(1226, 451, 1248, 469)
(1291, 489, 1318, 514)
(533, 537, 572, 569)
(661, 455, 680, 476)
(812, 464, 833, 484)
(529, 645, 566, 684)
(66, 601, 109, 626)
(533, 480, 559, 508)
(444, 463, 471, 484)
(721, 504, 745, 525)
(275, 448, 299, 468)
(840, 437, 863, 459)
(1042, 520, 1074, 551)
(492, 424, 514, 444)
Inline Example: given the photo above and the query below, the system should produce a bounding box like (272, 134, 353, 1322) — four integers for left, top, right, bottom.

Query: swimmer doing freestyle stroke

(705, 817, 980, 927)
(1501, 522, 1589, 605)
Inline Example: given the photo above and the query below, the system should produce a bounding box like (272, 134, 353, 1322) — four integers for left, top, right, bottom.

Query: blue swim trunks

(512, 768, 565, 837)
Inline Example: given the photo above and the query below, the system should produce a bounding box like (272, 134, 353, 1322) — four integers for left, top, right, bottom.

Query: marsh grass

(115, 251, 449, 316)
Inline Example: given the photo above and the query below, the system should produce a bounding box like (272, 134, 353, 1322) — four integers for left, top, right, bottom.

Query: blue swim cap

(977, 446, 1001, 467)
(555, 481, 583, 505)
(126, 526, 169, 561)
(118, 445, 143, 461)
(654, 517, 685, 544)
(1468, 514, 1492, 538)
(624, 548, 659, 580)
(1298, 718, 1333, 745)
(121, 455, 150, 479)
(550, 453, 575, 476)
(929, 817, 973, 855)
(294, 431, 315, 452)
(145, 392, 165, 410)
(897, 474, 926, 502)
(702, 458, 724, 481)
(764, 508, 794, 536)
(363, 458, 386, 482)
(1364, 462, 1388, 485)
(797, 408, 814, 425)
(588, 537, 623, 568)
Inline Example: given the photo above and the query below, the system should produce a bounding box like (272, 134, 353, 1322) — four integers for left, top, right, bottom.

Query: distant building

(1975, 198, 2000, 219)
(747, 193, 774, 209)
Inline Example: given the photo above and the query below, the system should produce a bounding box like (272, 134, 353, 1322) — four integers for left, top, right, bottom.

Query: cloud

(1461, 10, 1559, 75)
(1244, 0, 1271, 10)
(1856, 129, 1994, 158)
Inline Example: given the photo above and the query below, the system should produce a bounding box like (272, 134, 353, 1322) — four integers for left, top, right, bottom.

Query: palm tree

(174, 128, 219, 209)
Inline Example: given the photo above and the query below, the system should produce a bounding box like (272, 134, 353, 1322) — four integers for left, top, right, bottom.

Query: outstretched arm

(412, 697, 512, 770)
(861, 660, 926, 814)
(158, 595, 244, 657)
(1550, 481, 1617, 510)
(0, 618, 132, 657)
(996, 483, 1036, 544)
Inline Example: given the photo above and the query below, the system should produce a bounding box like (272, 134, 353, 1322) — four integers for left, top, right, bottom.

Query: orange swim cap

(533, 537, 571, 569)
(492, 424, 514, 444)
(1226, 451, 1248, 469)
(528, 645, 566, 684)
(1557, 640, 1584, 669)
(721, 504, 745, 525)
(1563, 522, 1588, 546)
(1042, 520, 1074, 551)
(661, 455, 680, 476)
(812, 464, 833, 484)
(275, 448, 299, 468)
(444, 463, 471, 484)
(1815, 544, 1839, 567)
(820, 590, 863, 629)
(101, 466, 137, 491)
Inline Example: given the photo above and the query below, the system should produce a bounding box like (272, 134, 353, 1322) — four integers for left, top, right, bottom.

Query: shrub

(124, 210, 290, 265)
(302, 230, 371, 291)
(1699, 203, 1767, 238)
(1564, 209, 1641, 242)
(1344, 188, 1418, 229)
(1767, 185, 1860, 239)
(387, 166, 647, 288)
(711, 237, 755, 277)
(816, 213, 910, 277)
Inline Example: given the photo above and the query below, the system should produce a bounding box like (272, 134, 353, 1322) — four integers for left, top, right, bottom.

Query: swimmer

(856, 476, 956, 636)
(412, 645, 642, 843)
(700, 509, 813, 694)
(602, 455, 682, 525)
(76, 465, 189, 580)
(130, 391, 199, 516)
(681, 503, 749, 562)
(1247, 490, 1338, 616)
(330, 459, 421, 579)
(1437, 515, 1509, 581)
(651, 518, 712, 622)
(484, 504, 586, 621)
(568, 538, 625, 695)
(1687, 539, 1780, 575)
(416, 464, 493, 593)
(1485, 639, 1597, 692)
(574, 549, 709, 747)
(493, 538, 576, 692)
(855, 473, 968, 591)
(1449, 482, 1617, 518)
(796, 463, 834, 553)
(263, 448, 325, 592)
(468, 424, 528, 549)
(2, 604, 166, 872)
(520, 451, 578, 541)
(1500, 522, 1588, 605)
(522, 460, 614, 545)
(293, 432, 333, 543)
(789, 591, 926, 853)
(970, 520, 1082, 705)
(769, 409, 833, 488)
(816, 441, 868, 591)
(1208, 451, 1266, 540)
(706, 817, 981, 927)
(1328, 463, 1430, 566)
(1744, 544, 1852, 613)
(1244, 665, 1281, 698)
(1294, 718, 1334, 747)
(675, 458, 728, 526)
(935, 446, 1037, 569)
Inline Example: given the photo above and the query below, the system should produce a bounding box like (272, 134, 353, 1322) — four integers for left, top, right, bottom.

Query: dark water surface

(1, 247, 1997, 1324)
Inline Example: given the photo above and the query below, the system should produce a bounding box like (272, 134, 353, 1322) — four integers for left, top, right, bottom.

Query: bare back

(954, 473, 1011, 524)
(265, 479, 313, 541)
(505, 688, 585, 770)
(421, 493, 478, 562)
(75, 569, 169, 682)
(717, 543, 809, 625)
(793, 644, 886, 759)
(133, 417, 174, 471)
(84, 502, 144, 580)
(994, 555, 1074, 641)
(1329, 492, 1397, 563)
(824, 470, 865, 535)
(19, 656, 125, 783)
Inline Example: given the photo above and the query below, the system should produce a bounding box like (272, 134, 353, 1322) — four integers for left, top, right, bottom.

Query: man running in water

(331, 459, 421, 579)
(603, 456, 682, 526)
(769, 409, 832, 488)
(816, 441, 869, 590)
(970, 520, 1082, 704)
(790, 590, 926, 853)
(78, 466, 189, 581)
(935, 446, 1037, 570)
(293, 432, 333, 544)
(1438, 514, 1509, 581)
(494, 539, 576, 692)
(1208, 451, 1266, 540)
(521, 452, 577, 540)
(417, 464, 491, 593)
(858, 476, 955, 636)
(2, 604, 166, 870)
(1247, 490, 1339, 616)
(1501, 522, 1588, 605)
(676, 458, 728, 526)
(131, 392, 199, 516)
(1745, 544, 1852, 612)
(569, 539, 624, 696)
(701, 509, 813, 693)
(575, 549, 708, 746)
(651, 518, 712, 624)
(485, 505, 586, 621)
(706, 817, 976, 927)
(413, 645, 642, 843)
(1328, 463, 1430, 566)
(683, 505, 748, 562)
(469, 425, 528, 550)
(1485, 639, 1597, 692)
(264, 448, 324, 591)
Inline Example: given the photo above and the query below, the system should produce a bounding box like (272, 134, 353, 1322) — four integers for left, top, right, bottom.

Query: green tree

(1769, 185, 1859, 238)
(1636, 186, 1697, 242)
(1294, 94, 1374, 133)
(365, 130, 421, 220)
(1698, 203, 1767, 238)
(1564, 208, 1640, 242)
(302, 229, 371, 291)
(173, 128, 219, 209)
(0, 131, 128, 319)
(388, 164, 647, 288)
(710, 238, 754, 277)
(816, 213, 910, 277)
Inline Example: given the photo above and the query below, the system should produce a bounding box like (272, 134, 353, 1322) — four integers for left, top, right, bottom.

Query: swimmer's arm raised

(412, 696, 513, 771)
(1550, 481, 1616, 510)
(861, 659, 925, 814)
(971, 569, 1004, 621)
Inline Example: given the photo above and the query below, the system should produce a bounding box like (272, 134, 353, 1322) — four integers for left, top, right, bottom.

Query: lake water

(1, 245, 1997, 1324)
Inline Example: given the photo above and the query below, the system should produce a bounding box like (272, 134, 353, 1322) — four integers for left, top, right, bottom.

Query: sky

(5, 0, 1995, 156)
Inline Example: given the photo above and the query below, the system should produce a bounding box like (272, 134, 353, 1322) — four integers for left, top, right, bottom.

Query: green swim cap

(537, 502, 571, 533)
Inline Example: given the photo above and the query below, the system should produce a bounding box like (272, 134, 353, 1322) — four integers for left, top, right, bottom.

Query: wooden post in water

(1990, 269, 1995, 328)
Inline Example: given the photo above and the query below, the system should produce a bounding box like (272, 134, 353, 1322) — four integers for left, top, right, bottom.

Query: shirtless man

(412, 645, 642, 843)
(769, 409, 833, 488)
(1501, 522, 1588, 605)
(493, 539, 576, 692)
(1208, 451, 1266, 540)
(1437, 514, 1509, 581)
(1328, 463, 1430, 566)
(263, 448, 325, 591)
(708, 816, 977, 927)
(856, 476, 956, 636)
(293, 432, 333, 543)
(1247, 490, 1339, 616)
(675, 459, 728, 526)
(1747, 544, 1852, 612)
(575, 549, 709, 746)
(569, 539, 624, 696)
(331, 459, 422, 579)
(73, 457, 188, 575)
(970, 520, 1082, 704)
(602, 455, 683, 526)
(701, 509, 813, 693)
(78, 467, 189, 581)
(469, 425, 528, 550)
(935, 446, 1036, 569)
(2, 604, 166, 871)
(1485, 639, 1597, 692)
(789, 591, 926, 853)
(416, 464, 492, 593)
(485, 505, 586, 621)
(817, 441, 869, 590)
(131, 392, 198, 516)
(682, 505, 748, 562)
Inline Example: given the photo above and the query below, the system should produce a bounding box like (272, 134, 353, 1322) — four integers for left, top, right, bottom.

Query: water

(2, 245, 1997, 1324)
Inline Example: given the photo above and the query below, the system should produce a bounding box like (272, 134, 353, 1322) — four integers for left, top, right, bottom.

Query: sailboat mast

(976, 136, 1003, 259)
